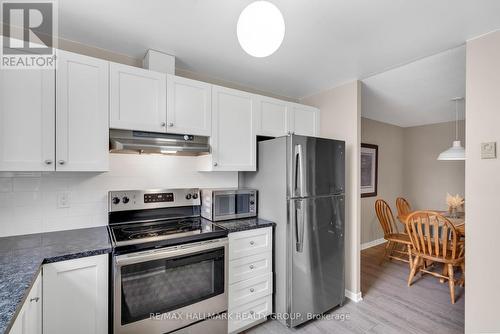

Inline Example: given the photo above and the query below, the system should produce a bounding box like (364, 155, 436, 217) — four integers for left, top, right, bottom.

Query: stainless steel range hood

(109, 129, 210, 156)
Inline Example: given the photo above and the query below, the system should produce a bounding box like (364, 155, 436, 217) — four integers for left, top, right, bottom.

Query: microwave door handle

(294, 144, 304, 198)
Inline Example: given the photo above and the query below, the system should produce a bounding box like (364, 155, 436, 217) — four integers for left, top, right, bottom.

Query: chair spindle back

(405, 211, 460, 261)
(375, 199, 400, 236)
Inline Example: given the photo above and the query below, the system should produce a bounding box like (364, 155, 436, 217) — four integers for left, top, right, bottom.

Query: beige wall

(403, 121, 465, 210)
(360, 119, 465, 246)
(465, 30, 500, 333)
(302, 81, 361, 300)
(360, 118, 404, 244)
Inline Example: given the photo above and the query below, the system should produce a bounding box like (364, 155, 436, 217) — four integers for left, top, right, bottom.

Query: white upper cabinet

(289, 103, 320, 136)
(0, 66, 55, 171)
(255, 96, 290, 137)
(110, 62, 167, 132)
(56, 50, 109, 171)
(166, 75, 212, 136)
(201, 85, 257, 171)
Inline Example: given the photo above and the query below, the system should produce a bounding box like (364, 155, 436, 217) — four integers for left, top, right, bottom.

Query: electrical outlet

(57, 191, 71, 208)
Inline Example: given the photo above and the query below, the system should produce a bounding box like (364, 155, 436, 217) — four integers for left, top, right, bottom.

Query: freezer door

(288, 135, 345, 199)
(288, 195, 345, 327)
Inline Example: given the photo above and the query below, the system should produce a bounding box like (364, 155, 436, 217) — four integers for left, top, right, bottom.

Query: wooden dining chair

(396, 197, 412, 225)
(375, 199, 412, 267)
(405, 211, 465, 304)
(396, 197, 411, 233)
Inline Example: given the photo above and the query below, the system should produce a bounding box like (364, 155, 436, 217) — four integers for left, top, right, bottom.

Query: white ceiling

(58, 0, 500, 99)
(362, 46, 466, 127)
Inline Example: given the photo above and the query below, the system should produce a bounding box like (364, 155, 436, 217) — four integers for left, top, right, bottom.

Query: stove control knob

(185, 194, 192, 200)
(122, 196, 130, 204)
(192, 193, 198, 199)
(112, 197, 120, 205)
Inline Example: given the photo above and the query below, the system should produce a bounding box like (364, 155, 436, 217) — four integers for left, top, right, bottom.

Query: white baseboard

(345, 289, 363, 302)
(361, 238, 386, 250)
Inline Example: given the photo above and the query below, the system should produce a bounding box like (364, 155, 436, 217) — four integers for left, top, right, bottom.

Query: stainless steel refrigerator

(240, 134, 345, 328)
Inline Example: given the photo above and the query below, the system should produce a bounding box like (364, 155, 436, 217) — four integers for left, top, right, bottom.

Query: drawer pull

(250, 288, 255, 293)
(249, 264, 255, 270)
(30, 297, 40, 303)
(249, 241, 255, 246)
(249, 310, 255, 315)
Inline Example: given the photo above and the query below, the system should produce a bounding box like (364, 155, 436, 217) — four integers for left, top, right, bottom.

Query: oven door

(213, 191, 256, 221)
(114, 238, 228, 334)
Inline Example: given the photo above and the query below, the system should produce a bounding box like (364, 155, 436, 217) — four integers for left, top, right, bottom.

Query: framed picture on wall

(361, 143, 378, 197)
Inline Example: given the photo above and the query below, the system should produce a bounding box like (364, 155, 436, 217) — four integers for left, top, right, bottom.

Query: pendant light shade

(437, 140, 466, 160)
(437, 97, 465, 161)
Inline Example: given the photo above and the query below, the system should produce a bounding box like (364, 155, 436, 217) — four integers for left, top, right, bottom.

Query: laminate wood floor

(245, 243, 464, 334)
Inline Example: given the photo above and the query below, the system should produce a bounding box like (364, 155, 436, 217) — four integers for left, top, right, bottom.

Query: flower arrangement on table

(446, 193, 464, 218)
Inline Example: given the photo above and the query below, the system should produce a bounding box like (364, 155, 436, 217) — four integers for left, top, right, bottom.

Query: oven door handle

(115, 238, 228, 267)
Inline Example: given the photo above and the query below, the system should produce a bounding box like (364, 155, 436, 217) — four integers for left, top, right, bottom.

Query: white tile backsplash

(0, 154, 238, 237)
(12, 177, 42, 192)
(0, 178, 13, 192)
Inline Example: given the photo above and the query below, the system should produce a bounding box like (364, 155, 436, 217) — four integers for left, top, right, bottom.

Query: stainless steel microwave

(201, 188, 257, 221)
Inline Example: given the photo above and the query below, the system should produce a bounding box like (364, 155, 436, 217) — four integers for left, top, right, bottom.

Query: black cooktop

(109, 216, 227, 253)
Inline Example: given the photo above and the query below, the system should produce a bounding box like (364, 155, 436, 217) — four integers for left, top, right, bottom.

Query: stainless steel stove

(108, 188, 227, 253)
(108, 189, 228, 334)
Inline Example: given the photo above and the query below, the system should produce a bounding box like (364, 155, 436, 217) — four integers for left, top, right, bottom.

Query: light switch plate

(481, 142, 496, 159)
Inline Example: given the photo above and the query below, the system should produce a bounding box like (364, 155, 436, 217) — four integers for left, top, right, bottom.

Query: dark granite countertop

(0, 226, 112, 334)
(210, 217, 275, 233)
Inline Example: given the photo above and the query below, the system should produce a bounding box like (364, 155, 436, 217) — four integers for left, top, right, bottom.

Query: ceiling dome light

(237, 1, 285, 58)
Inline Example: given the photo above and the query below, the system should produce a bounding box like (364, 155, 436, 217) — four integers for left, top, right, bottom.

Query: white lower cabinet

(9, 272, 42, 334)
(43, 254, 108, 334)
(228, 227, 273, 334)
(228, 295, 272, 334)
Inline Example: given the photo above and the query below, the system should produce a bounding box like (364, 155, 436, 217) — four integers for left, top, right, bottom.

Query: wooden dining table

(397, 211, 465, 236)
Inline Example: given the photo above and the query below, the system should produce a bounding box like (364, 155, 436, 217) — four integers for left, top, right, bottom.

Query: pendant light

(237, 1, 285, 58)
(437, 97, 465, 161)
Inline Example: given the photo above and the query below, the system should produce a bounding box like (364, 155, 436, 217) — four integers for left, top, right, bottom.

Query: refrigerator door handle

(295, 200, 305, 252)
(294, 144, 304, 198)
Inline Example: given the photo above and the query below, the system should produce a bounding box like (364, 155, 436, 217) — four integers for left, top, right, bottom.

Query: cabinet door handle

(250, 288, 255, 293)
(213, 162, 218, 167)
(30, 297, 40, 303)
(161, 122, 166, 127)
(249, 264, 255, 270)
(44, 160, 53, 165)
(249, 310, 255, 315)
(168, 122, 174, 127)
(58, 160, 65, 165)
(249, 240, 255, 246)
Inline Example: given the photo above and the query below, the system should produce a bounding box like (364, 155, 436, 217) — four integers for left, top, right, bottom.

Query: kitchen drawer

(229, 251, 272, 284)
(228, 295, 272, 334)
(229, 272, 273, 308)
(229, 227, 272, 260)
